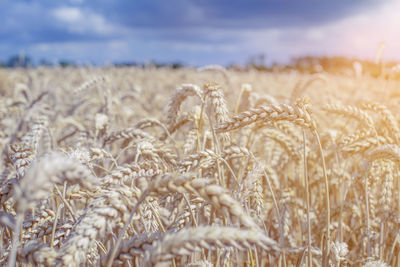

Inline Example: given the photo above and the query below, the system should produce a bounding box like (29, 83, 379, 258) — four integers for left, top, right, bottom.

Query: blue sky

(0, 0, 398, 66)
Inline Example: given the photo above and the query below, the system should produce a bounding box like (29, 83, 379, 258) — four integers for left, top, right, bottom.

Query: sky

(0, 0, 399, 66)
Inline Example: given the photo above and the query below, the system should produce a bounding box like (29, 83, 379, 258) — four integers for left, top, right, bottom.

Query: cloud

(51, 6, 120, 35)
(0, 1, 128, 45)
(0, 0, 397, 65)
(51, 7, 82, 24)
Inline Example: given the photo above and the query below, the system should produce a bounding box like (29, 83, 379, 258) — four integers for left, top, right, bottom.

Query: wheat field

(0, 65, 399, 266)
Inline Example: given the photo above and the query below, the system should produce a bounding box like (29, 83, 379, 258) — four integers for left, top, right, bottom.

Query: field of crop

(0, 65, 399, 266)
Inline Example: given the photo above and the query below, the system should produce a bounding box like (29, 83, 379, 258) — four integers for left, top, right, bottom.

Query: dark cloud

(193, 0, 381, 27)
(86, 0, 383, 29)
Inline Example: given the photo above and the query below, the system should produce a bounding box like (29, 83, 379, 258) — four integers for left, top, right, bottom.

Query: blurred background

(0, 0, 399, 71)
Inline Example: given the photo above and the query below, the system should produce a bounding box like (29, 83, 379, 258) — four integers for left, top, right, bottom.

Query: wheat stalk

(144, 226, 279, 266)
